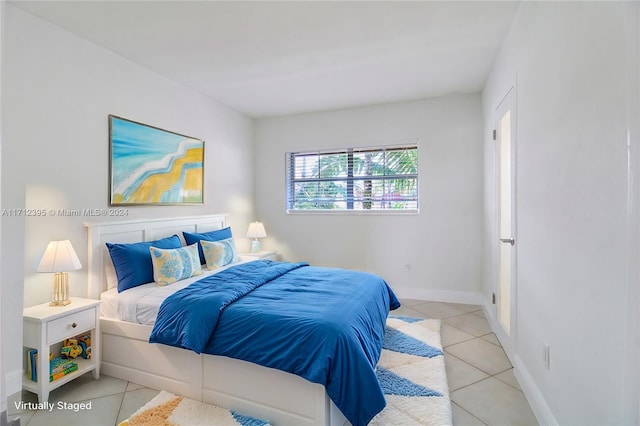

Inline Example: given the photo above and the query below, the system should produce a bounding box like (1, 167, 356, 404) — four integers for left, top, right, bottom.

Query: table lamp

(37, 240, 82, 306)
(246, 221, 267, 253)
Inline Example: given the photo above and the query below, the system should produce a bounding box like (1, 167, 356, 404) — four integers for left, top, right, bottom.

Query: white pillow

(104, 254, 118, 290)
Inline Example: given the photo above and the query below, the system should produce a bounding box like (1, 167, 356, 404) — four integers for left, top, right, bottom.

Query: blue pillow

(183, 227, 233, 264)
(106, 235, 182, 292)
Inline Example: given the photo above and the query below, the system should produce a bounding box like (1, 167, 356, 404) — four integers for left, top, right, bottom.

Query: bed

(84, 214, 399, 426)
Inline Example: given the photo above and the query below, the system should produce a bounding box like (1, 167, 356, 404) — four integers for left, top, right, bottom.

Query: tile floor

(8, 300, 539, 425)
(397, 300, 539, 426)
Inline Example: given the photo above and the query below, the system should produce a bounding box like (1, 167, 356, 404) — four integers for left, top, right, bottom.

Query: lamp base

(50, 272, 71, 307)
(250, 239, 262, 253)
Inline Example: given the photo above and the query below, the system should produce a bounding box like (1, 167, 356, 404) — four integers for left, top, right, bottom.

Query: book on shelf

(50, 357, 75, 374)
(26, 349, 32, 381)
(29, 350, 37, 382)
(49, 363, 78, 382)
(27, 351, 79, 382)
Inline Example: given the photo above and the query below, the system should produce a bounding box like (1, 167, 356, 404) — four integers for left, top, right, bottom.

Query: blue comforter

(150, 260, 400, 426)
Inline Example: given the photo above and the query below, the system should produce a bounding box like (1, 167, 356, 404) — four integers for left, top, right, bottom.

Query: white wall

(482, 2, 640, 424)
(1, 5, 254, 397)
(0, 0, 5, 417)
(255, 95, 484, 302)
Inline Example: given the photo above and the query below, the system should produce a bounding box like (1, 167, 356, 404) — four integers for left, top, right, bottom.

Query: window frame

(285, 141, 419, 214)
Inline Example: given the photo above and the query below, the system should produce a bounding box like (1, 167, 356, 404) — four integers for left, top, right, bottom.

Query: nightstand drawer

(47, 308, 95, 344)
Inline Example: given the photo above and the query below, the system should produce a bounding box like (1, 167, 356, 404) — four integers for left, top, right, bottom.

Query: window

(286, 142, 418, 212)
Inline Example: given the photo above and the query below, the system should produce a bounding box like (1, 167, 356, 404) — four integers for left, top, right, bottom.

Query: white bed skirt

(101, 317, 349, 426)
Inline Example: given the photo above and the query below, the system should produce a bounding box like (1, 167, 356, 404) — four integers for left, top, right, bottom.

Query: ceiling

(12, 1, 520, 118)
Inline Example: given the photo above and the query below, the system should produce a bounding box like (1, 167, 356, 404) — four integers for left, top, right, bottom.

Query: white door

(496, 88, 516, 337)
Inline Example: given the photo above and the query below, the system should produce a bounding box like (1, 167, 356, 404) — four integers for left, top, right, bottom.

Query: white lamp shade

(246, 221, 267, 239)
(37, 240, 82, 273)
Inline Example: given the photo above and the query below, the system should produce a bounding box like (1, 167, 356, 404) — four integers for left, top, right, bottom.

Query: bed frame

(84, 215, 349, 426)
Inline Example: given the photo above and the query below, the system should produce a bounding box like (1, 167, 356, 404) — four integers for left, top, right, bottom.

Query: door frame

(494, 85, 517, 356)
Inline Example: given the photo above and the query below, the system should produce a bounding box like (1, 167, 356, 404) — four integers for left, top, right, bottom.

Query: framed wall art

(109, 115, 204, 205)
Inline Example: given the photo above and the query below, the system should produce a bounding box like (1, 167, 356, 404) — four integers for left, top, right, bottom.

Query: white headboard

(83, 214, 227, 300)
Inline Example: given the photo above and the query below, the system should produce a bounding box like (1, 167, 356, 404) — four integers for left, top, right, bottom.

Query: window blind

(286, 143, 418, 211)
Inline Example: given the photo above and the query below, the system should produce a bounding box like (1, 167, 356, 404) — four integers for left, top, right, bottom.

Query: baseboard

(393, 288, 482, 305)
(511, 355, 558, 426)
(1, 410, 20, 426)
(480, 300, 558, 426)
(2, 371, 22, 426)
(4, 371, 21, 402)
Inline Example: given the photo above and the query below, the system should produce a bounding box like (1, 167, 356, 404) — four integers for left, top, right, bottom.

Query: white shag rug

(118, 391, 270, 426)
(371, 316, 452, 426)
(120, 316, 451, 426)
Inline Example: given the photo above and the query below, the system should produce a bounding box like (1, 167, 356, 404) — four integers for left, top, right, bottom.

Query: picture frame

(109, 115, 204, 206)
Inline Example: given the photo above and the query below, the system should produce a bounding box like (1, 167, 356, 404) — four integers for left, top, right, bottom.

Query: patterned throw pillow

(106, 235, 182, 292)
(149, 243, 202, 286)
(200, 238, 238, 270)
(183, 227, 233, 265)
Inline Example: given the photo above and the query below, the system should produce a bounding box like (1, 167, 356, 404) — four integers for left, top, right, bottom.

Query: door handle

(500, 237, 515, 246)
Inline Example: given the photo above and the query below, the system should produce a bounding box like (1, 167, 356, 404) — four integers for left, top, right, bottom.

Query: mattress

(100, 258, 253, 325)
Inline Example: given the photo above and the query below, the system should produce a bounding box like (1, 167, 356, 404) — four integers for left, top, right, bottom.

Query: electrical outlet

(543, 344, 550, 370)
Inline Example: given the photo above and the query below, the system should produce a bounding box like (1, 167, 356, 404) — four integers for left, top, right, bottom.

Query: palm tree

(291, 146, 417, 210)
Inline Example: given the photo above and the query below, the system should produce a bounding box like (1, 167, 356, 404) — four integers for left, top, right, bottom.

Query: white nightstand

(241, 251, 277, 261)
(22, 297, 101, 403)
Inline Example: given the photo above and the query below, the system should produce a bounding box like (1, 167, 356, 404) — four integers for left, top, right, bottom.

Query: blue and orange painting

(109, 116, 204, 205)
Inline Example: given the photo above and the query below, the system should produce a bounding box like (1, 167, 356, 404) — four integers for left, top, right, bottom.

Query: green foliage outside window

(286, 144, 418, 211)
